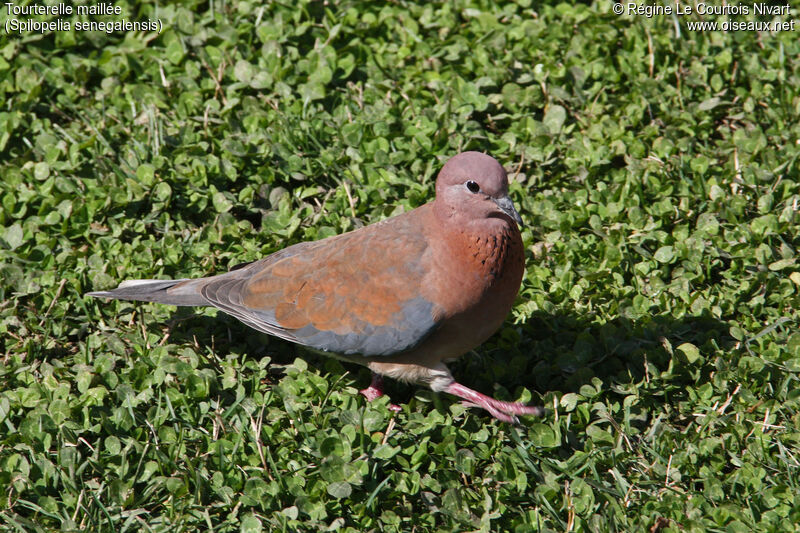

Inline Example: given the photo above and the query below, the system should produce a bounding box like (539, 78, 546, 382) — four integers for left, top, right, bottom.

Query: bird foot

(359, 384, 384, 402)
(446, 382, 544, 423)
(359, 373, 401, 412)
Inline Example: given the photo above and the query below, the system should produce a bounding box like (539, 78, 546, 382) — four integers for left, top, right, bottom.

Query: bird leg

(445, 382, 544, 423)
(359, 372, 402, 412)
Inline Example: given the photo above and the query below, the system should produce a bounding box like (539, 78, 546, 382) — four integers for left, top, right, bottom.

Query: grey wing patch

(267, 296, 439, 357)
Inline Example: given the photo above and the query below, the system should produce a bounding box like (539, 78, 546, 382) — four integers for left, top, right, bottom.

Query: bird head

(435, 151, 523, 228)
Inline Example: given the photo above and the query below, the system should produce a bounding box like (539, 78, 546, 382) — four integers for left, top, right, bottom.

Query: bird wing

(199, 209, 443, 357)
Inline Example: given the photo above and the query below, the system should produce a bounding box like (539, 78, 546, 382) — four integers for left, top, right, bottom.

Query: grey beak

(493, 195, 524, 227)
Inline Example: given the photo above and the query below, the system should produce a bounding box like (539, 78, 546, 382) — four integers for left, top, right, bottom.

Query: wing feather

(200, 209, 441, 357)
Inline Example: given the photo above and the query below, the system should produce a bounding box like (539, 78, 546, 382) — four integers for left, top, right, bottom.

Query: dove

(88, 151, 543, 422)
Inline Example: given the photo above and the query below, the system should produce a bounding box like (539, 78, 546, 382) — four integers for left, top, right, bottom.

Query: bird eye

(465, 180, 480, 193)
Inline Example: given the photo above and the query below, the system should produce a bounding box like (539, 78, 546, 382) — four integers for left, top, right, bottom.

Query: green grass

(2, 0, 800, 531)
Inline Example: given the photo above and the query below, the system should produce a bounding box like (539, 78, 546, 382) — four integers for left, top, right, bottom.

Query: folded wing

(199, 212, 442, 357)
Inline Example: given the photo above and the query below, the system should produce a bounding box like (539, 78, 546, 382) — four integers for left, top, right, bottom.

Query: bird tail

(87, 278, 210, 307)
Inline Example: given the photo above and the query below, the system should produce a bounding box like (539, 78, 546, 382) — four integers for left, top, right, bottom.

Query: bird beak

(493, 195, 524, 228)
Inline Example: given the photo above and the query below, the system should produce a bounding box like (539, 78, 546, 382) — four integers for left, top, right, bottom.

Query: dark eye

(465, 180, 480, 193)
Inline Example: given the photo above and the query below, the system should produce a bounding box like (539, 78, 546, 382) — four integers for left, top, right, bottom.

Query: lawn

(1, 0, 799, 531)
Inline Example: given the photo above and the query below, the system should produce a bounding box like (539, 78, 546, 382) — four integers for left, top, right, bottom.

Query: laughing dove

(89, 151, 543, 422)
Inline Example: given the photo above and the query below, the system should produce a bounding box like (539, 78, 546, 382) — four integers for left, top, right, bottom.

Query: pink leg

(359, 373, 401, 412)
(445, 382, 544, 423)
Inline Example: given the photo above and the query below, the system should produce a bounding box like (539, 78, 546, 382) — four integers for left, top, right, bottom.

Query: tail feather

(87, 278, 210, 307)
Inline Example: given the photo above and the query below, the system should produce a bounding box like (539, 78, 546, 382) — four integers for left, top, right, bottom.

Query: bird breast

(429, 221, 525, 318)
(467, 230, 519, 282)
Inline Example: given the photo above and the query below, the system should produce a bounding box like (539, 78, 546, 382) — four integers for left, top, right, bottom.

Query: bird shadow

(478, 310, 732, 392)
(157, 305, 733, 417)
